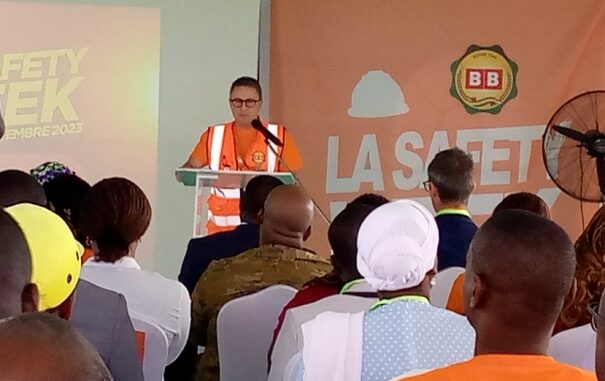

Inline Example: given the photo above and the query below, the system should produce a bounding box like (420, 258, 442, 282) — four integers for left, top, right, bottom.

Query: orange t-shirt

(394, 354, 596, 381)
(189, 122, 303, 172)
(446, 273, 465, 315)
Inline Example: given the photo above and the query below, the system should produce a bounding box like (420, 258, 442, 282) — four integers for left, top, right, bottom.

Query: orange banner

(269, 0, 605, 254)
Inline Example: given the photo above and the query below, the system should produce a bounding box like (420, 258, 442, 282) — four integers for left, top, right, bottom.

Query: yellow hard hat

(5, 203, 83, 311)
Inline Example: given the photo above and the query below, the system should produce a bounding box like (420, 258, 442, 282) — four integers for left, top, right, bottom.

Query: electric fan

(542, 90, 605, 202)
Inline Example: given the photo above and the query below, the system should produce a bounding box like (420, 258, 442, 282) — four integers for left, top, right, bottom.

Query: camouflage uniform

(190, 244, 332, 381)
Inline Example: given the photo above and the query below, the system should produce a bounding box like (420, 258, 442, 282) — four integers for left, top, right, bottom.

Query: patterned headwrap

(30, 161, 74, 185)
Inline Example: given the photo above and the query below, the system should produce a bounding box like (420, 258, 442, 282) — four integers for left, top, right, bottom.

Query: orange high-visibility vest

(206, 122, 285, 234)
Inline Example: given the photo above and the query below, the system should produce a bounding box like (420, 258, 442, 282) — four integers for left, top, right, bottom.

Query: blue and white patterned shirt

(361, 297, 475, 381)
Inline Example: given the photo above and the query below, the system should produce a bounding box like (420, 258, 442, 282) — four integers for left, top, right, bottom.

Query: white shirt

(548, 323, 596, 372)
(268, 281, 377, 381)
(81, 257, 191, 364)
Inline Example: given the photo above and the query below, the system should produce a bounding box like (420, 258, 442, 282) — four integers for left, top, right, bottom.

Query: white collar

(83, 256, 141, 270)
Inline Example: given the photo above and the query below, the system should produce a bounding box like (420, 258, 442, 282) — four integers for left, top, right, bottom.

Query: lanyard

(436, 208, 471, 218)
(370, 295, 429, 311)
(340, 279, 365, 294)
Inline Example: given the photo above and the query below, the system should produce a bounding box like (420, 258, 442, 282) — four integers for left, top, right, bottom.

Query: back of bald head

(468, 210, 575, 323)
(0, 210, 32, 318)
(0, 313, 112, 380)
(262, 185, 314, 238)
(0, 170, 47, 207)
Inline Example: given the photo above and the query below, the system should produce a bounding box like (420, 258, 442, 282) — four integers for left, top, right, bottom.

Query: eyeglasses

(588, 302, 605, 331)
(229, 98, 260, 108)
(422, 180, 432, 192)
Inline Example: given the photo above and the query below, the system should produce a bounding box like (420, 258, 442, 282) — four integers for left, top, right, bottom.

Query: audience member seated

(297, 200, 475, 381)
(0, 313, 113, 381)
(0, 209, 38, 318)
(424, 147, 477, 271)
(170, 175, 283, 380)
(2, 172, 144, 380)
(43, 173, 93, 262)
(272, 193, 388, 335)
(0, 169, 47, 207)
(5, 203, 82, 319)
(268, 200, 384, 381)
(189, 184, 332, 381)
(179, 174, 284, 294)
(595, 291, 605, 380)
(558, 206, 605, 334)
(445, 191, 551, 316)
(394, 210, 595, 381)
(79, 177, 191, 366)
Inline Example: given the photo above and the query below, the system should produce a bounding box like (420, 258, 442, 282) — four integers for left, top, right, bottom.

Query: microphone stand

(265, 139, 332, 226)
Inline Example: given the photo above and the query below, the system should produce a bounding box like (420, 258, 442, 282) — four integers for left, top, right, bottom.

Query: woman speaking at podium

(181, 76, 303, 235)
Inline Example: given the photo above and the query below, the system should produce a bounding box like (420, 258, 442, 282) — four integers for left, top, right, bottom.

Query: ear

(257, 209, 264, 225)
(57, 292, 75, 320)
(21, 283, 39, 313)
(471, 180, 477, 193)
(427, 269, 437, 288)
(303, 226, 312, 241)
(468, 273, 486, 309)
(429, 182, 440, 199)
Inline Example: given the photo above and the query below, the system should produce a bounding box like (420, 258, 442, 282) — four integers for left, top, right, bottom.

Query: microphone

(254, 118, 331, 226)
(252, 118, 284, 147)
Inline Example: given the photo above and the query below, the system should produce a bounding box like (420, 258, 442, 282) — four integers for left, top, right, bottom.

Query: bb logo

(252, 151, 265, 165)
(450, 45, 518, 114)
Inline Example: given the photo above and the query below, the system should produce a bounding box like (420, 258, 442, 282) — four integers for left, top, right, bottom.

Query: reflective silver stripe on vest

(210, 187, 241, 198)
(209, 124, 225, 170)
(208, 211, 241, 227)
(267, 123, 279, 173)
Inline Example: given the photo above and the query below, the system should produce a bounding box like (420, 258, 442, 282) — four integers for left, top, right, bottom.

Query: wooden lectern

(175, 168, 295, 237)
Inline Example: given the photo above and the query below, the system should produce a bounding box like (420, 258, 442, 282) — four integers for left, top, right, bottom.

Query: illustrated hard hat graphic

(348, 70, 409, 118)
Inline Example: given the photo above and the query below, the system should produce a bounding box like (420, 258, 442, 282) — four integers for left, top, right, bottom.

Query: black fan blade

(552, 125, 592, 144)
(597, 157, 605, 197)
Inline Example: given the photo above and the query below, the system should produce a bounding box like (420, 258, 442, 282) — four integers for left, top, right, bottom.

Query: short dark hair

(0, 313, 112, 380)
(0, 170, 47, 207)
(329, 203, 379, 282)
(348, 193, 389, 208)
(43, 174, 91, 224)
(428, 147, 474, 203)
(80, 178, 151, 263)
(468, 210, 575, 325)
(493, 192, 550, 219)
(240, 175, 284, 221)
(230, 76, 262, 100)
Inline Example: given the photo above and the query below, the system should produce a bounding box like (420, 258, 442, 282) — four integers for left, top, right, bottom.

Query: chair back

(132, 317, 169, 381)
(217, 284, 297, 381)
(430, 267, 465, 308)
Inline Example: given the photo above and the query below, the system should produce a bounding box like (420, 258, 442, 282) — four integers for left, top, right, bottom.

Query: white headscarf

(356, 199, 439, 291)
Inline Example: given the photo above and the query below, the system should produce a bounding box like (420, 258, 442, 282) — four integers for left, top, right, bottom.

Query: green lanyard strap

(370, 295, 429, 311)
(340, 279, 365, 294)
(436, 208, 471, 218)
